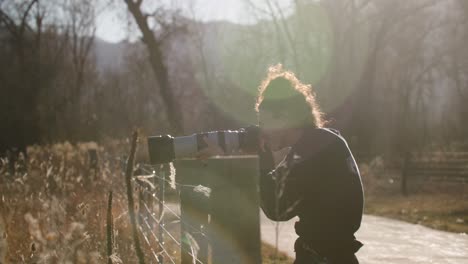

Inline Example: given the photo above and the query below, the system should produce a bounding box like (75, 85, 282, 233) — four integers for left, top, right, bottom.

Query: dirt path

(260, 213, 468, 263)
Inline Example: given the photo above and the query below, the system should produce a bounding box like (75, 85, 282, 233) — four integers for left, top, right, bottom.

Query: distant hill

(93, 37, 129, 73)
(91, 19, 249, 74)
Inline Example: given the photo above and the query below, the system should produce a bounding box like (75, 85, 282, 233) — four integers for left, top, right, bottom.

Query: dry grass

(0, 142, 140, 263)
(261, 243, 293, 264)
(0, 142, 295, 263)
(365, 192, 468, 233)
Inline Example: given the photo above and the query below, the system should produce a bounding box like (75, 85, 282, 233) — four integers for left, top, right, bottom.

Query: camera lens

(147, 125, 259, 164)
(147, 135, 175, 164)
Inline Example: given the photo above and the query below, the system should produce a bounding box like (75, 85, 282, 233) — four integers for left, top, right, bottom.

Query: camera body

(147, 126, 259, 164)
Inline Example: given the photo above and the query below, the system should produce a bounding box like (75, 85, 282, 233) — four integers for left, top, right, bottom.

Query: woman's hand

(259, 131, 290, 165)
(195, 136, 225, 160)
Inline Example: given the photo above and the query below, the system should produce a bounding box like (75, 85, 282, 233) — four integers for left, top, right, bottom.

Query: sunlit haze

(97, 0, 294, 43)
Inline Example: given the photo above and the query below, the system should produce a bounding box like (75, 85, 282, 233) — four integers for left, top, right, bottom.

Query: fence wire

(132, 163, 207, 264)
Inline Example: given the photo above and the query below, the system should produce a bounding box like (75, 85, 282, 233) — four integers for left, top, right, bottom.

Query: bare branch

(19, 0, 38, 36)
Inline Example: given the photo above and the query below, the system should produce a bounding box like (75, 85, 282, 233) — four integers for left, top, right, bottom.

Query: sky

(96, 0, 293, 43)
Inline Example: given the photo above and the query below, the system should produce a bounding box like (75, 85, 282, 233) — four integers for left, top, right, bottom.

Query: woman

(256, 64, 364, 264)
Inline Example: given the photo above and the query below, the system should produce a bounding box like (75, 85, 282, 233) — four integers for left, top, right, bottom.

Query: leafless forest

(0, 0, 467, 156)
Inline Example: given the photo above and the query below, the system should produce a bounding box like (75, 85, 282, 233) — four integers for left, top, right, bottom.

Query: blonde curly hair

(255, 64, 326, 128)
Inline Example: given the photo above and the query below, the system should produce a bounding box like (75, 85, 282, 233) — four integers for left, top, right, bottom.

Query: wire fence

(131, 162, 209, 264)
(118, 152, 263, 264)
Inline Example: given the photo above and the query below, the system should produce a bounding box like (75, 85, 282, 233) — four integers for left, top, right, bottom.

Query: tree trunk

(123, 0, 184, 134)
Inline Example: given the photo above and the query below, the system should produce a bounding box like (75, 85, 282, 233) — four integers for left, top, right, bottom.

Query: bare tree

(0, 0, 44, 149)
(442, 0, 468, 139)
(68, 0, 96, 99)
(63, 0, 97, 140)
(122, 0, 184, 134)
(0, 0, 99, 144)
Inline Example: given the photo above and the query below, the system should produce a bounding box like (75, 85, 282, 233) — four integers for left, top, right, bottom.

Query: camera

(147, 126, 259, 164)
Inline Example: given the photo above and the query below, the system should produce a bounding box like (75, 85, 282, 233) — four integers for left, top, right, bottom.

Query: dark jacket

(259, 127, 364, 257)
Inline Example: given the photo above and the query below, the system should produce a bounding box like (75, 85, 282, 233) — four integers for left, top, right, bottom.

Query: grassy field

(360, 160, 468, 234)
(365, 192, 468, 234)
(0, 142, 296, 263)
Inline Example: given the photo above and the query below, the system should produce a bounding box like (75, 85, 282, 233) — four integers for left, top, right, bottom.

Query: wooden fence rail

(354, 151, 468, 195)
(400, 152, 468, 195)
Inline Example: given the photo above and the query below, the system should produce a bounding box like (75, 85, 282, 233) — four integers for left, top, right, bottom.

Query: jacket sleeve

(259, 148, 304, 221)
